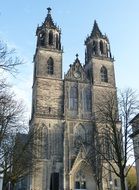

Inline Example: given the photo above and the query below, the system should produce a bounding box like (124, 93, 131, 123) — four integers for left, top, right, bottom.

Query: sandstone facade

(29, 8, 120, 190)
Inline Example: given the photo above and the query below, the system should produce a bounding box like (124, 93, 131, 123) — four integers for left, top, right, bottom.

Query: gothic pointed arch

(39, 31, 45, 46)
(70, 159, 97, 190)
(103, 42, 107, 54)
(100, 66, 108, 82)
(50, 124, 63, 156)
(83, 88, 91, 112)
(49, 30, 53, 45)
(100, 40, 104, 54)
(93, 40, 97, 55)
(47, 57, 54, 75)
(69, 86, 78, 110)
(56, 34, 59, 49)
(74, 124, 86, 149)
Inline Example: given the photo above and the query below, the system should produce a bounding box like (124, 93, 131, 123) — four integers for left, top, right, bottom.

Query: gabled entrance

(69, 149, 97, 190)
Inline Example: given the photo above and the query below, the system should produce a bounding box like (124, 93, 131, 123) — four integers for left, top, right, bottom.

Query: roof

(91, 20, 103, 38)
(44, 7, 57, 29)
(130, 113, 139, 138)
(130, 113, 139, 124)
(130, 128, 139, 138)
(64, 54, 89, 82)
(85, 20, 109, 45)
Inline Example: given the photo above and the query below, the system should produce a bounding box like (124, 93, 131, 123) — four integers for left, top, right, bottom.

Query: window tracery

(49, 31, 53, 45)
(69, 86, 78, 110)
(47, 57, 54, 75)
(83, 88, 91, 111)
(39, 32, 45, 46)
(56, 34, 59, 49)
(74, 124, 86, 148)
(93, 40, 97, 55)
(100, 40, 104, 54)
(75, 170, 86, 189)
(100, 66, 108, 82)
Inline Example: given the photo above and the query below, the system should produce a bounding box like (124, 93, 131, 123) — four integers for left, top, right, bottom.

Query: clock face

(74, 71, 81, 78)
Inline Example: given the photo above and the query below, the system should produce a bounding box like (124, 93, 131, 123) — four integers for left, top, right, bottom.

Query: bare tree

(0, 40, 31, 189)
(0, 41, 23, 74)
(0, 82, 32, 190)
(0, 93, 46, 189)
(2, 128, 42, 190)
(0, 83, 26, 169)
(91, 88, 139, 190)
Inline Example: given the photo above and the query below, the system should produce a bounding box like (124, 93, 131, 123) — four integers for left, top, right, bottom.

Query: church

(29, 7, 119, 190)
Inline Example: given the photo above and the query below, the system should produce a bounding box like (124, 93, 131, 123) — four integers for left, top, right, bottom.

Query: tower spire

(36, 7, 62, 50)
(44, 7, 56, 28)
(85, 20, 112, 61)
(91, 20, 103, 37)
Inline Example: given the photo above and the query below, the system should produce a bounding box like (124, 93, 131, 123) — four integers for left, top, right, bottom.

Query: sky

(0, 0, 139, 118)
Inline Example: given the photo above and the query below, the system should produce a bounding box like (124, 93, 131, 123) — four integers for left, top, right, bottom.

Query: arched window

(100, 40, 104, 54)
(49, 31, 53, 45)
(74, 124, 86, 147)
(84, 88, 91, 111)
(39, 32, 45, 46)
(93, 41, 97, 54)
(69, 86, 78, 110)
(50, 125, 62, 156)
(103, 42, 107, 54)
(47, 57, 54, 75)
(100, 66, 108, 82)
(56, 34, 59, 49)
(75, 170, 86, 189)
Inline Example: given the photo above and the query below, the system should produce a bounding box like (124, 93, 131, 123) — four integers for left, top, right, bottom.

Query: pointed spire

(44, 7, 56, 28)
(91, 20, 103, 38)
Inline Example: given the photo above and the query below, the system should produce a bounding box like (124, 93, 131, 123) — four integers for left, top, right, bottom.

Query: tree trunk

(120, 171, 126, 190)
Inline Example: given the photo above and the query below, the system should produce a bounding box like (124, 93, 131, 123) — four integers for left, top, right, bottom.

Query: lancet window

(69, 86, 78, 110)
(100, 66, 108, 82)
(49, 31, 53, 45)
(39, 32, 45, 46)
(100, 40, 104, 54)
(47, 57, 54, 75)
(56, 34, 59, 49)
(93, 40, 97, 55)
(83, 88, 91, 112)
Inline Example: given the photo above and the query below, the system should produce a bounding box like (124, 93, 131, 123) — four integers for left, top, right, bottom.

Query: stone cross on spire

(76, 53, 79, 58)
(47, 7, 51, 14)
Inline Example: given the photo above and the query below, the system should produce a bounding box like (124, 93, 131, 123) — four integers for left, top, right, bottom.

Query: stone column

(63, 123, 69, 190)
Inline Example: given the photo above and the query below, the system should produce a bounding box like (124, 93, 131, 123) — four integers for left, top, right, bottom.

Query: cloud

(12, 74, 32, 120)
(0, 37, 33, 121)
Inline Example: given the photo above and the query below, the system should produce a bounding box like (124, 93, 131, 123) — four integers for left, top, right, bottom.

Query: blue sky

(0, 0, 139, 116)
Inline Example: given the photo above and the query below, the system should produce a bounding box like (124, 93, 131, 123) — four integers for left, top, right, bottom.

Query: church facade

(29, 8, 119, 190)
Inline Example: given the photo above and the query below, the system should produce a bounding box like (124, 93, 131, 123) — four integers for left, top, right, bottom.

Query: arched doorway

(70, 160, 97, 190)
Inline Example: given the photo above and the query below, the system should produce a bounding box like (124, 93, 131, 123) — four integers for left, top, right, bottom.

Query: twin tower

(29, 8, 116, 190)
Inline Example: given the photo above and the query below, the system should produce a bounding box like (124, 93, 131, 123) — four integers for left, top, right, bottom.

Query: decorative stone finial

(76, 53, 79, 58)
(47, 7, 51, 14)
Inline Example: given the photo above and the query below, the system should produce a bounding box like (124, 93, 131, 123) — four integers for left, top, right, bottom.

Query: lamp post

(109, 163, 113, 190)
(8, 181, 11, 190)
(109, 180, 113, 190)
(0, 174, 3, 190)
